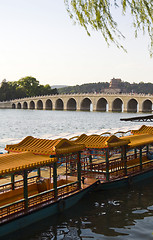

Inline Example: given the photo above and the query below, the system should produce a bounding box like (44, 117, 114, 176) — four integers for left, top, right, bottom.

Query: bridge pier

(138, 107, 142, 112)
(108, 100, 112, 112)
(52, 102, 56, 111)
(123, 102, 128, 112)
(92, 103, 97, 111)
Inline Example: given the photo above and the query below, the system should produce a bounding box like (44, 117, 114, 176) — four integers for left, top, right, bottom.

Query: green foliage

(58, 82, 109, 93)
(58, 81, 153, 94)
(64, 0, 153, 55)
(0, 77, 58, 101)
(18, 76, 39, 97)
(1, 77, 153, 101)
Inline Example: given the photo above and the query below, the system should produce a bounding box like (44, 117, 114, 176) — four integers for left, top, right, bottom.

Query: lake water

(1, 109, 153, 240)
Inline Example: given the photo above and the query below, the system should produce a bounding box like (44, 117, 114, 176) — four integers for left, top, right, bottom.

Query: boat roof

(72, 130, 153, 149)
(131, 125, 153, 135)
(73, 134, 130, 149)
(121, 133, 153, 148)
(5, 136, 85, 155)
(0, 152, 55, 176)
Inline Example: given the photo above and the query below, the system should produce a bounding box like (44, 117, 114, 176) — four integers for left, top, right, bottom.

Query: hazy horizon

(0, 1, 152, 86)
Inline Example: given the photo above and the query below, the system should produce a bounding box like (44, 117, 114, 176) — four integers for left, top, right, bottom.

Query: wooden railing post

(146, 145, 149, 156)
(105, 148, 109, 181)
(123, 146, 127, 175)
(53, 162, 58, 199)
(89, 154, 92, 164)
(121, 147, 124, 161)
(89, 150, 92, 170)
(11, 173, 15, 190)
(23, 170, 28, 210)
(134, 148, 137, 158)
(37, 167, 41, 178)
(77, 152, 82, 189)
(139, 147, 142, 171)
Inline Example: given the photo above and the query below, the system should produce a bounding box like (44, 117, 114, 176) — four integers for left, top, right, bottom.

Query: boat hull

(0, 182, 97, 238)
(96, 168, 153, 190)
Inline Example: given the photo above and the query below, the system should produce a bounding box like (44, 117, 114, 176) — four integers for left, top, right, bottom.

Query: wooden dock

(120, 114, 153, 122)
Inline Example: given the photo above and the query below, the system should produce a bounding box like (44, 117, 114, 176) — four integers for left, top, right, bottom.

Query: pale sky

(0, 0, 152, 86)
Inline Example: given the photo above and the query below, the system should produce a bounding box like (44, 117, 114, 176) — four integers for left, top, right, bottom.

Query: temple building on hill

(103, 78, 122, 94)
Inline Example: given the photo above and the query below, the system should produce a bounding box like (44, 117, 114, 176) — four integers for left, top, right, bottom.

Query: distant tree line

(58, 82, 109, 94)
(0, 76, 58, 101)
(119, 82, 153, 94)
(58, 81, 153, 95)
(1, 78, 153, 102)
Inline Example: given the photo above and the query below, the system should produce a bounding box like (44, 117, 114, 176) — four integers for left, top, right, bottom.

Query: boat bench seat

(127, 164, 140, 170)
(126, 156, 152, 171)
(127, 157, 140, 167)
(142, 159, 153, 165)
(57, 179, 73, 186)
(0, 183, 38, 207)
(127, 156, 147, 167)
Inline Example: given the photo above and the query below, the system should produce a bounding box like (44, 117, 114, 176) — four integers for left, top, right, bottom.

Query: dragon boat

(70, 125, 153, 190)
(0, 137, 98, 238)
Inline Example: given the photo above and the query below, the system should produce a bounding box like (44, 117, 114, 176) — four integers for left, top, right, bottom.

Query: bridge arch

(127, 98, 138, 112)
(67, 98, 77, 111)
(12, 103, 16, 109)
(45, 99, 52, 110)
(142, 99, 152, 112)
(23, 102, 28, 109)
(37, 100, 43, 110)
(96, 98, 108, 111)
(29, 101, 35, 110)
(55, 99, 64, 110)
(112, 98, 123, 112)
(17, 102, 21, 109)
(80, 98, 92, 111)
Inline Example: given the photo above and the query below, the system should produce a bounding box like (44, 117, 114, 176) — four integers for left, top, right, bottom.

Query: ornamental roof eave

(0, 152, 56, 176)
(5, 136, 85, 155)
(121, 133, 153, 149)
(73, 134, 129, 149)
(131, 125, 153, 135)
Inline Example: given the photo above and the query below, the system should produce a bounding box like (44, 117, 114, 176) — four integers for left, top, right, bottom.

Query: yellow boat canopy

(0, 152, 55, 176)
(121, 133, 153, 148)
(73, 134, 130, 149)
(131, 125, 153, 135)
(72, 130, 153, 149)
(5, 136, 85, 155)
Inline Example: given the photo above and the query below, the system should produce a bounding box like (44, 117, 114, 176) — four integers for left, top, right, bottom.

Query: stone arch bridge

(8, 93, 153, 113)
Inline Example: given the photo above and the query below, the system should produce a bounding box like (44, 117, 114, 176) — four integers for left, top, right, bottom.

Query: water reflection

(7, 178, 153, 240)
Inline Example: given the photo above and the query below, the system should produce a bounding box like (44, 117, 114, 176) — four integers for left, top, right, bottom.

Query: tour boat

(1, 125, 153, 238)
(0, 137, 98, 238)
(71, 125, 153, 190)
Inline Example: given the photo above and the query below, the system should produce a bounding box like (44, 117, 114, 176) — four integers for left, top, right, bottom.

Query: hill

(58, 81, 153, 95)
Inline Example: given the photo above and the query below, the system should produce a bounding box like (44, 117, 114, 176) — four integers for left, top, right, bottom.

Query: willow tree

(64, 0, 153, 55)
